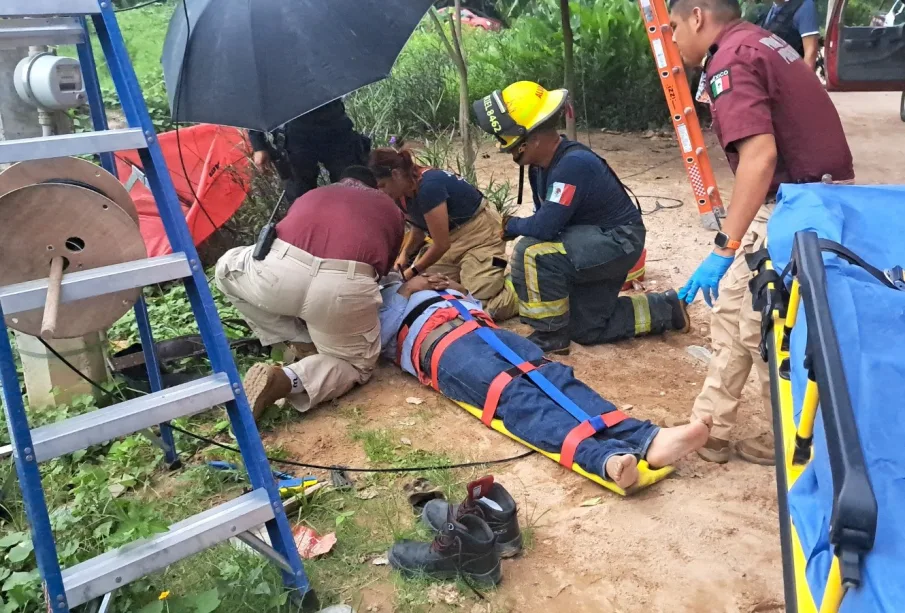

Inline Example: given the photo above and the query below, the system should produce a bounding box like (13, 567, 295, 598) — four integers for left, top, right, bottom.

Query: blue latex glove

(679, 251, 734, 307)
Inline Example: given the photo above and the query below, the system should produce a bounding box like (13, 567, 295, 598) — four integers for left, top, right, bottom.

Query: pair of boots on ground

(389, 476, 520, 587)
(529, 288, 692, 355)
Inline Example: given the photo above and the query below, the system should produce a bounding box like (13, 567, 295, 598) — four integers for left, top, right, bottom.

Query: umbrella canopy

(162, 0, 435, 132)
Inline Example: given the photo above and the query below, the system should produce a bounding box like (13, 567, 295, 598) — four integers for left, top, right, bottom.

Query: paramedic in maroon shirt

(215, 166, 405, 421)
(666, 0, 854, 464)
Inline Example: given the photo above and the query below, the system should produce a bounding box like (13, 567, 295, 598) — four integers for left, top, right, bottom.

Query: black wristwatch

(714, 232, 741, 251)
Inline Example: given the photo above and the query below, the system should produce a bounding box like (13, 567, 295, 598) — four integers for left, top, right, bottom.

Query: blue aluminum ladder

(0, 2, 315, 610)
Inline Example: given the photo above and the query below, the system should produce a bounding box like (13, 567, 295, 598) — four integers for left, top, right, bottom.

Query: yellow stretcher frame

(753, 231, 878, 613)
(453, 400, 674, 496)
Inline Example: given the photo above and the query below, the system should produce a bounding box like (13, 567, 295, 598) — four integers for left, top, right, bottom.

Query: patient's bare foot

(645, 416, 712, 468)
(605, 454, 640, 489)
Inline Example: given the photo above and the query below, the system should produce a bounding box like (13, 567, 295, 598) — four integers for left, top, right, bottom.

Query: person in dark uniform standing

(473, 81, 690, 355)
(757, 0, 821, 69)
(249, 99, 371, 202)
(668, 0, 854, 464)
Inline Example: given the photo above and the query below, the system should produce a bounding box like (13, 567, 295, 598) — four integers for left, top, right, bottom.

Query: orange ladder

(636, 0, 725, 228)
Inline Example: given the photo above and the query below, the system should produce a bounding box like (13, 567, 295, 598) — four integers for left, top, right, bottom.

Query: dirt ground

(267, 92, 904, 613)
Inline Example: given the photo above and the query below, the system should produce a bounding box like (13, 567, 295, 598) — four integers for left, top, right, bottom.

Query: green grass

(0, 390, 490, 612)
(59, 1, 176, 131)
(0, 274, 504, 611)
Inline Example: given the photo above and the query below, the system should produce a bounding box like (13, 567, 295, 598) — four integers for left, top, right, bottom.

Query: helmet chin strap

(512, 142, 527, 166)
(511, 141, 528, 205)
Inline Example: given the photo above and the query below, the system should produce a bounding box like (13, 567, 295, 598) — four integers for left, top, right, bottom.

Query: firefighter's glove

(500, 215, 514, 241)
(679, 251, 734, 307)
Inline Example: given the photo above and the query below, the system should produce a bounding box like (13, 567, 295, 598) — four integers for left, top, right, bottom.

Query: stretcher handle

(792, 231, 877, 588)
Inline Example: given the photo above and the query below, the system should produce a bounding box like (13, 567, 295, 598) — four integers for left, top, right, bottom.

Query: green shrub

(349, 0, 667, 139)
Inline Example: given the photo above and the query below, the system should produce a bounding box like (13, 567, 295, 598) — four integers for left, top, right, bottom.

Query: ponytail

(368, 147, 423, 185)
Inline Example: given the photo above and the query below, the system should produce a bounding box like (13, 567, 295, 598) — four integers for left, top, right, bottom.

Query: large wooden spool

(0, 159, 147, 339)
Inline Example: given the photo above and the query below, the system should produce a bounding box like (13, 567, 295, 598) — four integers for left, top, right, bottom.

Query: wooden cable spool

(0, 156, 139, 225)
(0, 181, 147, 339)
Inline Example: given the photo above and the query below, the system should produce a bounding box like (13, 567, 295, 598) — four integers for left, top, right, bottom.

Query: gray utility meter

(14, 53, 87, 111)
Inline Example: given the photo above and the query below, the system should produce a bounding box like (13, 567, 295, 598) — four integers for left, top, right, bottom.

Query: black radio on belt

(252, 191, 286, 261)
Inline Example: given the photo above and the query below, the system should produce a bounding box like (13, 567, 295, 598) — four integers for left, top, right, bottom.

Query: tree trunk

(454, 0, 466, 63)
(560, 0, 577, 140)
(429, 6, 476, 178)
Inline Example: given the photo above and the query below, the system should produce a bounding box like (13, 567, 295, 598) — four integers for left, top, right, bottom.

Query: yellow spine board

(454, 401, 674, 496)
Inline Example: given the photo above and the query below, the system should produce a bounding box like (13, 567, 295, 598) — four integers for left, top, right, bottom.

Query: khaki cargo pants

(691, 204, 775, 441)
(215, 239, 381, 413)
(426, 203, 519, 321)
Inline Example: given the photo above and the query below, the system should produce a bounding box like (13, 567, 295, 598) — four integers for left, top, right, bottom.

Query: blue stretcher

(752, 184, 905, 613)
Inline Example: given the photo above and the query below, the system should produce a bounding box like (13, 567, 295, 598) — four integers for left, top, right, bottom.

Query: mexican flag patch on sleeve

(547, 182, 576, 206)
(709, 68, 732, 100)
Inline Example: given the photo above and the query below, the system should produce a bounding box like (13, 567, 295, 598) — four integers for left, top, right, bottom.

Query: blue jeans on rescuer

(426, 328, 660, 479)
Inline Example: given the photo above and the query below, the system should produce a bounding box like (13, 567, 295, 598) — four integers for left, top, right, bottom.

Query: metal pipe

(235, 532, 293, 573)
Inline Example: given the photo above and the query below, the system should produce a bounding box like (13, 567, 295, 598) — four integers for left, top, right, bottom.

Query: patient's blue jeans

(426, 328, 659, 480)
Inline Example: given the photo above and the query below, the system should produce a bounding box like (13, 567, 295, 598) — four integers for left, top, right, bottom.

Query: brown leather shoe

(243, 363, 292, 421)
(697, 436, 730, 463)
(736, 434, 775, 466)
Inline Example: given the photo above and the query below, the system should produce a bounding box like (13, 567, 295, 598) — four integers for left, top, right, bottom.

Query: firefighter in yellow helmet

(473, 81, 690, 354)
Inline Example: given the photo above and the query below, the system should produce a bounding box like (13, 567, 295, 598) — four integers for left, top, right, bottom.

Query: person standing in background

(249, 99, 371, 202)
(757, 0, 821, 69)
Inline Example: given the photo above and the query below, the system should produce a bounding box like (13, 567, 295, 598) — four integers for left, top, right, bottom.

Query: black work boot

(388, 510, 502, 586)
(664, 289, 691, 333)
(421, 476, 522, 558)
(528, 329, 571, 355)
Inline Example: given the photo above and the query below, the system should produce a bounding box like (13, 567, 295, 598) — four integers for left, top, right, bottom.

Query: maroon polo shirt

(276, 179, 405, 277)
(704, 21, 854, 192)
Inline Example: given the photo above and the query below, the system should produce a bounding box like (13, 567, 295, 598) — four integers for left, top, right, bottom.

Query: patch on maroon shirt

(709, 68, 732, 100)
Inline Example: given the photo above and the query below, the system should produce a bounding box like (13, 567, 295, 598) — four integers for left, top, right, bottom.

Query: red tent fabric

(115, 124, 252, 257)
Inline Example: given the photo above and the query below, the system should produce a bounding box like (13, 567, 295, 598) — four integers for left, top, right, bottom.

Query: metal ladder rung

(1, 0, 102, 18)
(0, 18, 86, 50)
(0, 128, 148, 165)
(0, 253, 192, 316)
(62, 490, 276, 608)
(30, 373, 234, 462)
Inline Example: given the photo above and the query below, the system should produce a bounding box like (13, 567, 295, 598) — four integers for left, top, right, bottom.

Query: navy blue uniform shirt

(763, 0, 820, 39)
(405, 169, 483, 232)
(507, 140, 641, 241)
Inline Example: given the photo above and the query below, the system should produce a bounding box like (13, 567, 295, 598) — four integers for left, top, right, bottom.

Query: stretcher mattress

(766, 184, 905, 612)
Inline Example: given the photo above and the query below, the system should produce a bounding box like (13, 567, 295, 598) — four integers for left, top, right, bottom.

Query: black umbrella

(162, 0, 435, 132)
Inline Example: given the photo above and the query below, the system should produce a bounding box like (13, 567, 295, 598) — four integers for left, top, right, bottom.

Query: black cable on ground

(620, 157, 674, 180)
(37, 338, 536, 473)
(635, 195, 684, 216)
(169, 424, 535, 473)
